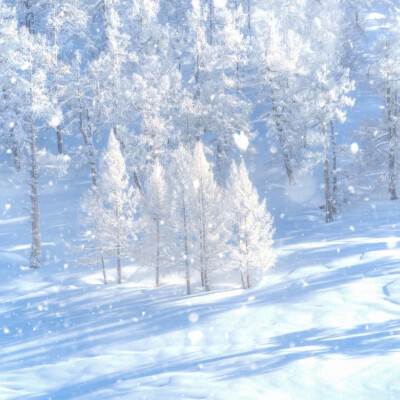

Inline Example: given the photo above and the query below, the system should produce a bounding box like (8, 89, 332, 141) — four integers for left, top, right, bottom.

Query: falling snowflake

(233, 131, 249, 152)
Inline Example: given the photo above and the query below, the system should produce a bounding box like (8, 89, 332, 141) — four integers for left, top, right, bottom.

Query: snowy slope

(2, 159, 400, 400)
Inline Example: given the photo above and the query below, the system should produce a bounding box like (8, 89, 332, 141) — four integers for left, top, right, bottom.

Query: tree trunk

(204, 269, 210, 292)
(117, 243, 122, 284)
(247, 0, 251, 30)
(79, 111, 98, 189)
(216, 138, 224, 186)
(116, 208, 122, 284)
(156, 218, 160, 287)
(270, 91, 295, 186)
(29, 116, 41, 269)
(182, 199, 191, 295)
(208, 0, 214, 44)
(323, 123, 334, 223)
(23, 0, 34, 34)
(246, 270, 251, 288)
(240, 270, 247, 289)
(387, 84, 398, 200)
(330, 121, 338, 214)
(10, 127, 21, 171)
(101, 255, 107, 284)
(56, 124, 63, 154)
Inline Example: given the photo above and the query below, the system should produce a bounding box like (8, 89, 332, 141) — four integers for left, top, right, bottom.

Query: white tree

(251, 0, 311, 186)
(137, 159, 171, 287)
(226, 160, 275, 288)
(191, 141, 228, 291)
(182, 2, 253, 184)
(364, 12, 400, 201)
(98, 131, 138, 283)
(303, 0, 355, 221)
(78, 189, 112, 284)
(170, 145, 196, 295)
(0, 2, 23, 171)
(5, 23, 60, 268)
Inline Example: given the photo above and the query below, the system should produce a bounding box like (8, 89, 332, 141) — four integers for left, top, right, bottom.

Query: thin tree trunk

(51, 0, 63, 155)
(208, 0, 214, 44)
(323, 123, 334, 223)
(204, 269, 210, 292)
(270, 90, 295, 186)
(156, 218, 160, 287)
(247, 0, 251, 30)
(101, 255, 107, 284)
(330, 120, 338, 214)
(240, 270, 247, 289)
(23, 0, 33, 34)
(79, 111, 98, 189)
(9, 127, 21, 171)
(116, 207, 122, 284)
(246, 270, 251, 288)
(182, 198, 191, 295)
(56, 124, 63, 154)
(387, 83, 398, 200)
(29, 115, 41, 268)
(200, 178, 209, 291)
(216, 139, 224, 186)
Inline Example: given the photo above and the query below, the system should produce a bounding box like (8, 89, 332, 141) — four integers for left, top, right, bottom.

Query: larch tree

(366, 12, 400, 201)
(170, 145, 196, 295)
(304, 0, 355, 221)
(226, 160, 275, 288)
(19, 29, 59, 268)
(251, 0, 311, 186)
(98, 131, 138, 283)
(191, 141, 228, 291)
(78, 189, 112, 284)
(138, 159, 171, 287)
(0, 2, 23, 172)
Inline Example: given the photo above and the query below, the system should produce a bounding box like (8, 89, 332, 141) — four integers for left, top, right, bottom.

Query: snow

(350, 142, 359, 154)
(1, 1, 400, 398)
(233, 131, 249, 152)
(1, 164, 400, 399)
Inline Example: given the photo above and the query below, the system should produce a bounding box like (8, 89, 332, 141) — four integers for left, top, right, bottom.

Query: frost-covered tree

(363, 13, 400, 201)
(250, 0, 312, 186)
(89, 1, 132, 148)
(138, 159, 171, 287)
(9, 26, 61, 268)
(15, 0, 89, 154)
(182, 1, 252, 183)
(78, 189, 112, 284)
(64, 52, 100, 189)
(170, 145, 196, 295)
(191, 141, 228, 291)
(303, 0, 355, 221)
(98, 131, 138, 283)
(226, 160, 275, 288)
(0, 3, 24, 171)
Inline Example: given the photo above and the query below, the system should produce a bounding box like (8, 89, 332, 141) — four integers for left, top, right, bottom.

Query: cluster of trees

(80, 133, 275, 292)
(1, 0, 400, 285)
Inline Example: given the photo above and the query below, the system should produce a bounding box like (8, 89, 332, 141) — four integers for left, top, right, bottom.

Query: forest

(3, 1, 400, 398)
(2, 0, 393, 288)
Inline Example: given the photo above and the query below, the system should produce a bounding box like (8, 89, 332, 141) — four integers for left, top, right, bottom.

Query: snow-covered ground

(1, 160, 400, 399)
